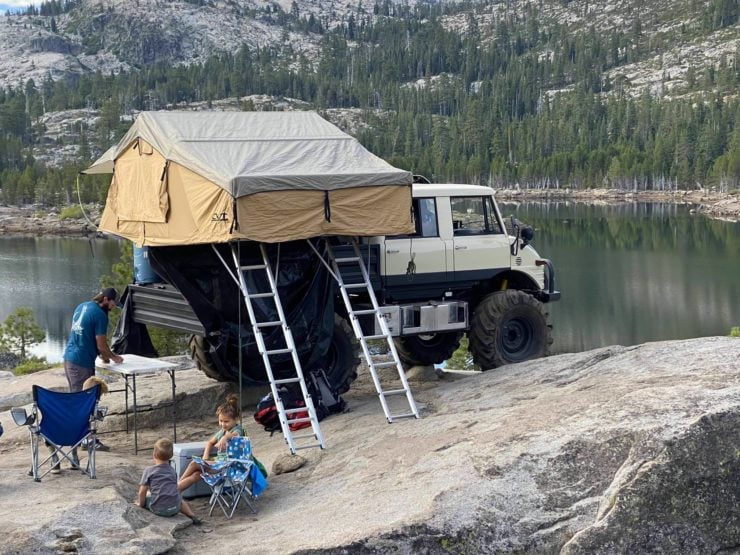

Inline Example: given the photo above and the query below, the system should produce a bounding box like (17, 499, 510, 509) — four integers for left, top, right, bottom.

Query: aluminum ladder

(229, 243, 325, 453)
(325, 238, 419, 422)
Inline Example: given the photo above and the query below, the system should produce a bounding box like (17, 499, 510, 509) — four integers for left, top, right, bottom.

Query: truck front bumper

(535, 258, 561, 302)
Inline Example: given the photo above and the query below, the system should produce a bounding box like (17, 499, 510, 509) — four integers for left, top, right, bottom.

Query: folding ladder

(324, 238, 419, 422)
(226, 243, 325, 453)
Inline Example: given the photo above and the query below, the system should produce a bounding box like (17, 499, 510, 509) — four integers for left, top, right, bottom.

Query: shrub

(59, 205, 84, 220)
(14, 356, 53, 375)
(731, 327, 740, 337)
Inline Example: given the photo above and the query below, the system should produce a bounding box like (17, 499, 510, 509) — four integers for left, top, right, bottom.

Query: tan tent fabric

(114, 140, 169, 223)
(236, 185, 412, 243)
(89, 111, 414, 246)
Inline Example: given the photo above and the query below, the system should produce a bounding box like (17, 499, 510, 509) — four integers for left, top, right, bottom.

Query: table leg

(170, 369, 177, 443)
(124, 375, 129, 433)
(133, 374, 138, 455)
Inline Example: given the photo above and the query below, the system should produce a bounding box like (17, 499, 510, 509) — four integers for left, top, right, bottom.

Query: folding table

(96, 354, 180, 454)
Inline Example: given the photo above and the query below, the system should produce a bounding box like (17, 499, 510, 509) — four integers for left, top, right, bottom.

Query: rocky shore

(1, 337, 739, 554)
(0, 189, 738, 238)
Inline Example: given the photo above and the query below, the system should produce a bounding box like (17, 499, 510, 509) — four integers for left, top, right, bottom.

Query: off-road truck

(123, 182, 559, 393)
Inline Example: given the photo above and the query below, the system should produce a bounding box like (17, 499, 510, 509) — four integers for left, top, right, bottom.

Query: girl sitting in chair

(177, 394, 245, 491)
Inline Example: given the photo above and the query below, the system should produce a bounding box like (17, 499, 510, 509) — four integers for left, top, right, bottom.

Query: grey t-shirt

(140, 463, 180, 511)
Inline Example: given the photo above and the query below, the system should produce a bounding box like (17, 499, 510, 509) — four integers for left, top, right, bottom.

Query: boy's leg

(180, 499, 202, 524)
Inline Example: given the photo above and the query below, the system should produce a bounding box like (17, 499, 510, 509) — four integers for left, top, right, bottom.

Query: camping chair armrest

(11, 406, 35, 427)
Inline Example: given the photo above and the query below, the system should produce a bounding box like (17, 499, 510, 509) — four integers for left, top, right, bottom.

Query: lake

(0, 236, 122, 362)
(0, 202, 738, 362)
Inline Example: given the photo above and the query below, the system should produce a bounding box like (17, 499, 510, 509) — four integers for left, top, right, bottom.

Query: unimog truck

(124, 181, 559, 393)
(87, 110, 559, 404)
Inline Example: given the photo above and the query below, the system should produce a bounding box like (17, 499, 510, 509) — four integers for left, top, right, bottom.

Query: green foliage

(0, 1, 738, 202)
(0, 307, 46, 360)
(445, 336, 477, 371)
(13, 356, 53, 375)
(731, 327, 740, 337)
(59, 204, 84, 219)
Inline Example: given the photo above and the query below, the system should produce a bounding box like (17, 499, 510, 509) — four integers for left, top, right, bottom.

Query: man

(63, 287, 123, 453)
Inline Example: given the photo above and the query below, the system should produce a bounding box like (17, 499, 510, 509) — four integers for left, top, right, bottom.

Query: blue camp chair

(192, 436, 267, 518)
(12, 385, 104, 481)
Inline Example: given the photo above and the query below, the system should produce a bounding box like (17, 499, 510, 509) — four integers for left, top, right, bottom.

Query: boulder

(0, 337, 738, 554)
(271, 453, 307, 475)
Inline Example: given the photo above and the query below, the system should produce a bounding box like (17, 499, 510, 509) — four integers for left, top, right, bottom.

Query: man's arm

(96, 335, 123, 364)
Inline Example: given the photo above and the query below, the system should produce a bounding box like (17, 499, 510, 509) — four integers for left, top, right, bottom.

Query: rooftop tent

(85, 111, 414, 246)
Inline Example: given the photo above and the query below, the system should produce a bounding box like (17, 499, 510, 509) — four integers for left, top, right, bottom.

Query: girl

(177, 394, 245, 492)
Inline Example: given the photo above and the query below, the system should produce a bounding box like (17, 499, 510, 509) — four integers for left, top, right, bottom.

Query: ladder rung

(371, 361, 397, 368)
(363, 334, 388, 341)
(288, 417, 313, 424)
(266, 348, 293, 355)
(294, 443, 322, 450)
(274, 377, 300, 385)
(247, 292, 275, 299)
(389, 413, 418, 420)
(255, 321, 282, 328)
(240, 264, 267, 271)
(343, 283, 367, 290)
(334, 256, 360, 263)
(284, 407, 308, 415)
(351, 309, 378, 316)
(291, 433, 318, 441)
(381, 388, 409, 397)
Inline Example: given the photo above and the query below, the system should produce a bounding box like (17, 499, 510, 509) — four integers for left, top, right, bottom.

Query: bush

(59, 205, 84, 220)
(14, 356, 53, 375)
(731, 327, 740, 337)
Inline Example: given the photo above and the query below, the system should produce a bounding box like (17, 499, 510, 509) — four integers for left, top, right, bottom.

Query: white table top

(96, 353, 178, 376)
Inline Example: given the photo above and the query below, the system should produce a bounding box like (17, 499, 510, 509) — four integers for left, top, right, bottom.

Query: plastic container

(133, 245, 162, 284)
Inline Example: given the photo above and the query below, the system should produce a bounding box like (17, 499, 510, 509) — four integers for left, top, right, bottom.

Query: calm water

(0, 236, 122, 362)
(0, 203, 738, 362)
(498, 201, 740, 354)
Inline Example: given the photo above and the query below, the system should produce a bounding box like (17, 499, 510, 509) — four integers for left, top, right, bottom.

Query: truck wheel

(324, 315, 360, 394)
(469, 290, 552, 370)
(188, 334, 230, 382)
(394, 332, 462, 368)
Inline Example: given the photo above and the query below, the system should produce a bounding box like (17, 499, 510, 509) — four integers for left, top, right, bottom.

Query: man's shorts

(63, 361, 94, 392)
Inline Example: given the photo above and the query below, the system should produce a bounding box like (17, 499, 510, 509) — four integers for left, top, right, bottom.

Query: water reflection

(0, 237, 122, 362)
(500, 201, 740, 354)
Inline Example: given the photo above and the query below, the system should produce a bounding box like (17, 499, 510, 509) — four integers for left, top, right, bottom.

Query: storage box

(171, 442, 215, 499)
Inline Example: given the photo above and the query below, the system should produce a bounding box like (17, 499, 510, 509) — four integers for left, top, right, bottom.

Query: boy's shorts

(146, 495, 181, 517)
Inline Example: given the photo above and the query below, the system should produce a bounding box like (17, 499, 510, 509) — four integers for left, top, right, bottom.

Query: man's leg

(63, 361, 93, 393)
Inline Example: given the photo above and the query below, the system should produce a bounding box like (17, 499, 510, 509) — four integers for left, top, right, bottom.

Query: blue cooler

(172, 442, 216, 498)
(133, 245, 162, 284)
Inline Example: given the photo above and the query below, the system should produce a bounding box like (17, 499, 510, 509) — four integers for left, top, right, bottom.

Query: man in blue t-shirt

(63, 287, 124, 392)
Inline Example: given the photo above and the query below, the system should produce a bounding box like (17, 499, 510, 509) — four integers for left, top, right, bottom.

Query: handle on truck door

(455, 245, 468, 250)
(387, 249, 400, 253)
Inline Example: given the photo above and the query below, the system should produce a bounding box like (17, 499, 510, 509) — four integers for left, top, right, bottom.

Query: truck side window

(452, 196, 502, 235)
(417, 198, 438, 237)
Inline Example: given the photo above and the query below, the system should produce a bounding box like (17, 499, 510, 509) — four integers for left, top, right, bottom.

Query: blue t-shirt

(63, 301, 109, 369)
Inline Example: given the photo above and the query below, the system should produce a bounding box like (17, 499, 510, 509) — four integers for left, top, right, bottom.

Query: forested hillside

(0, 0, 737, 206)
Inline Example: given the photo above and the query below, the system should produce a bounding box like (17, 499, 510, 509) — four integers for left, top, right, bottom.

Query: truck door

(384, 197, 450, 291)
(450, 195, 510, 280)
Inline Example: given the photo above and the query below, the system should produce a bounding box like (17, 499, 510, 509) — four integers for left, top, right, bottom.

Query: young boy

(136, 437, 202, 525)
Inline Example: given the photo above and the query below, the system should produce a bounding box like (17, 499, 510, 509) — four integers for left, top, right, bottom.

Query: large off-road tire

(188, 334, 230, 382)
(324, 315, 360, 394)
(394, 332, 463, 368)
(468, 290, 552, 370)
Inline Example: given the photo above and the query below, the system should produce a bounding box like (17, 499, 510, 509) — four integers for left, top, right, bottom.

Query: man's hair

(82, 375, 109, 395)
(154, 438, 173, 460)
(93, 287, 119, 303)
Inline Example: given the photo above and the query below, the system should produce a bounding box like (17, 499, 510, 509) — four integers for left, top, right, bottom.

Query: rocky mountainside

(2, 0, 736, 95)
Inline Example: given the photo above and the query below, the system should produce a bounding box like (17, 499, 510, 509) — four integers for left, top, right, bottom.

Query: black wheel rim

(500, 317, 534, 360)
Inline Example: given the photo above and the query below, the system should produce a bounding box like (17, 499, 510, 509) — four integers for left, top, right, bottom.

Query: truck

(124, 180, 560, 394)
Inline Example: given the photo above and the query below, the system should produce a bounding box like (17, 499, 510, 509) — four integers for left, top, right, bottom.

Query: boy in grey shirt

(136, 438, 201, 524)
